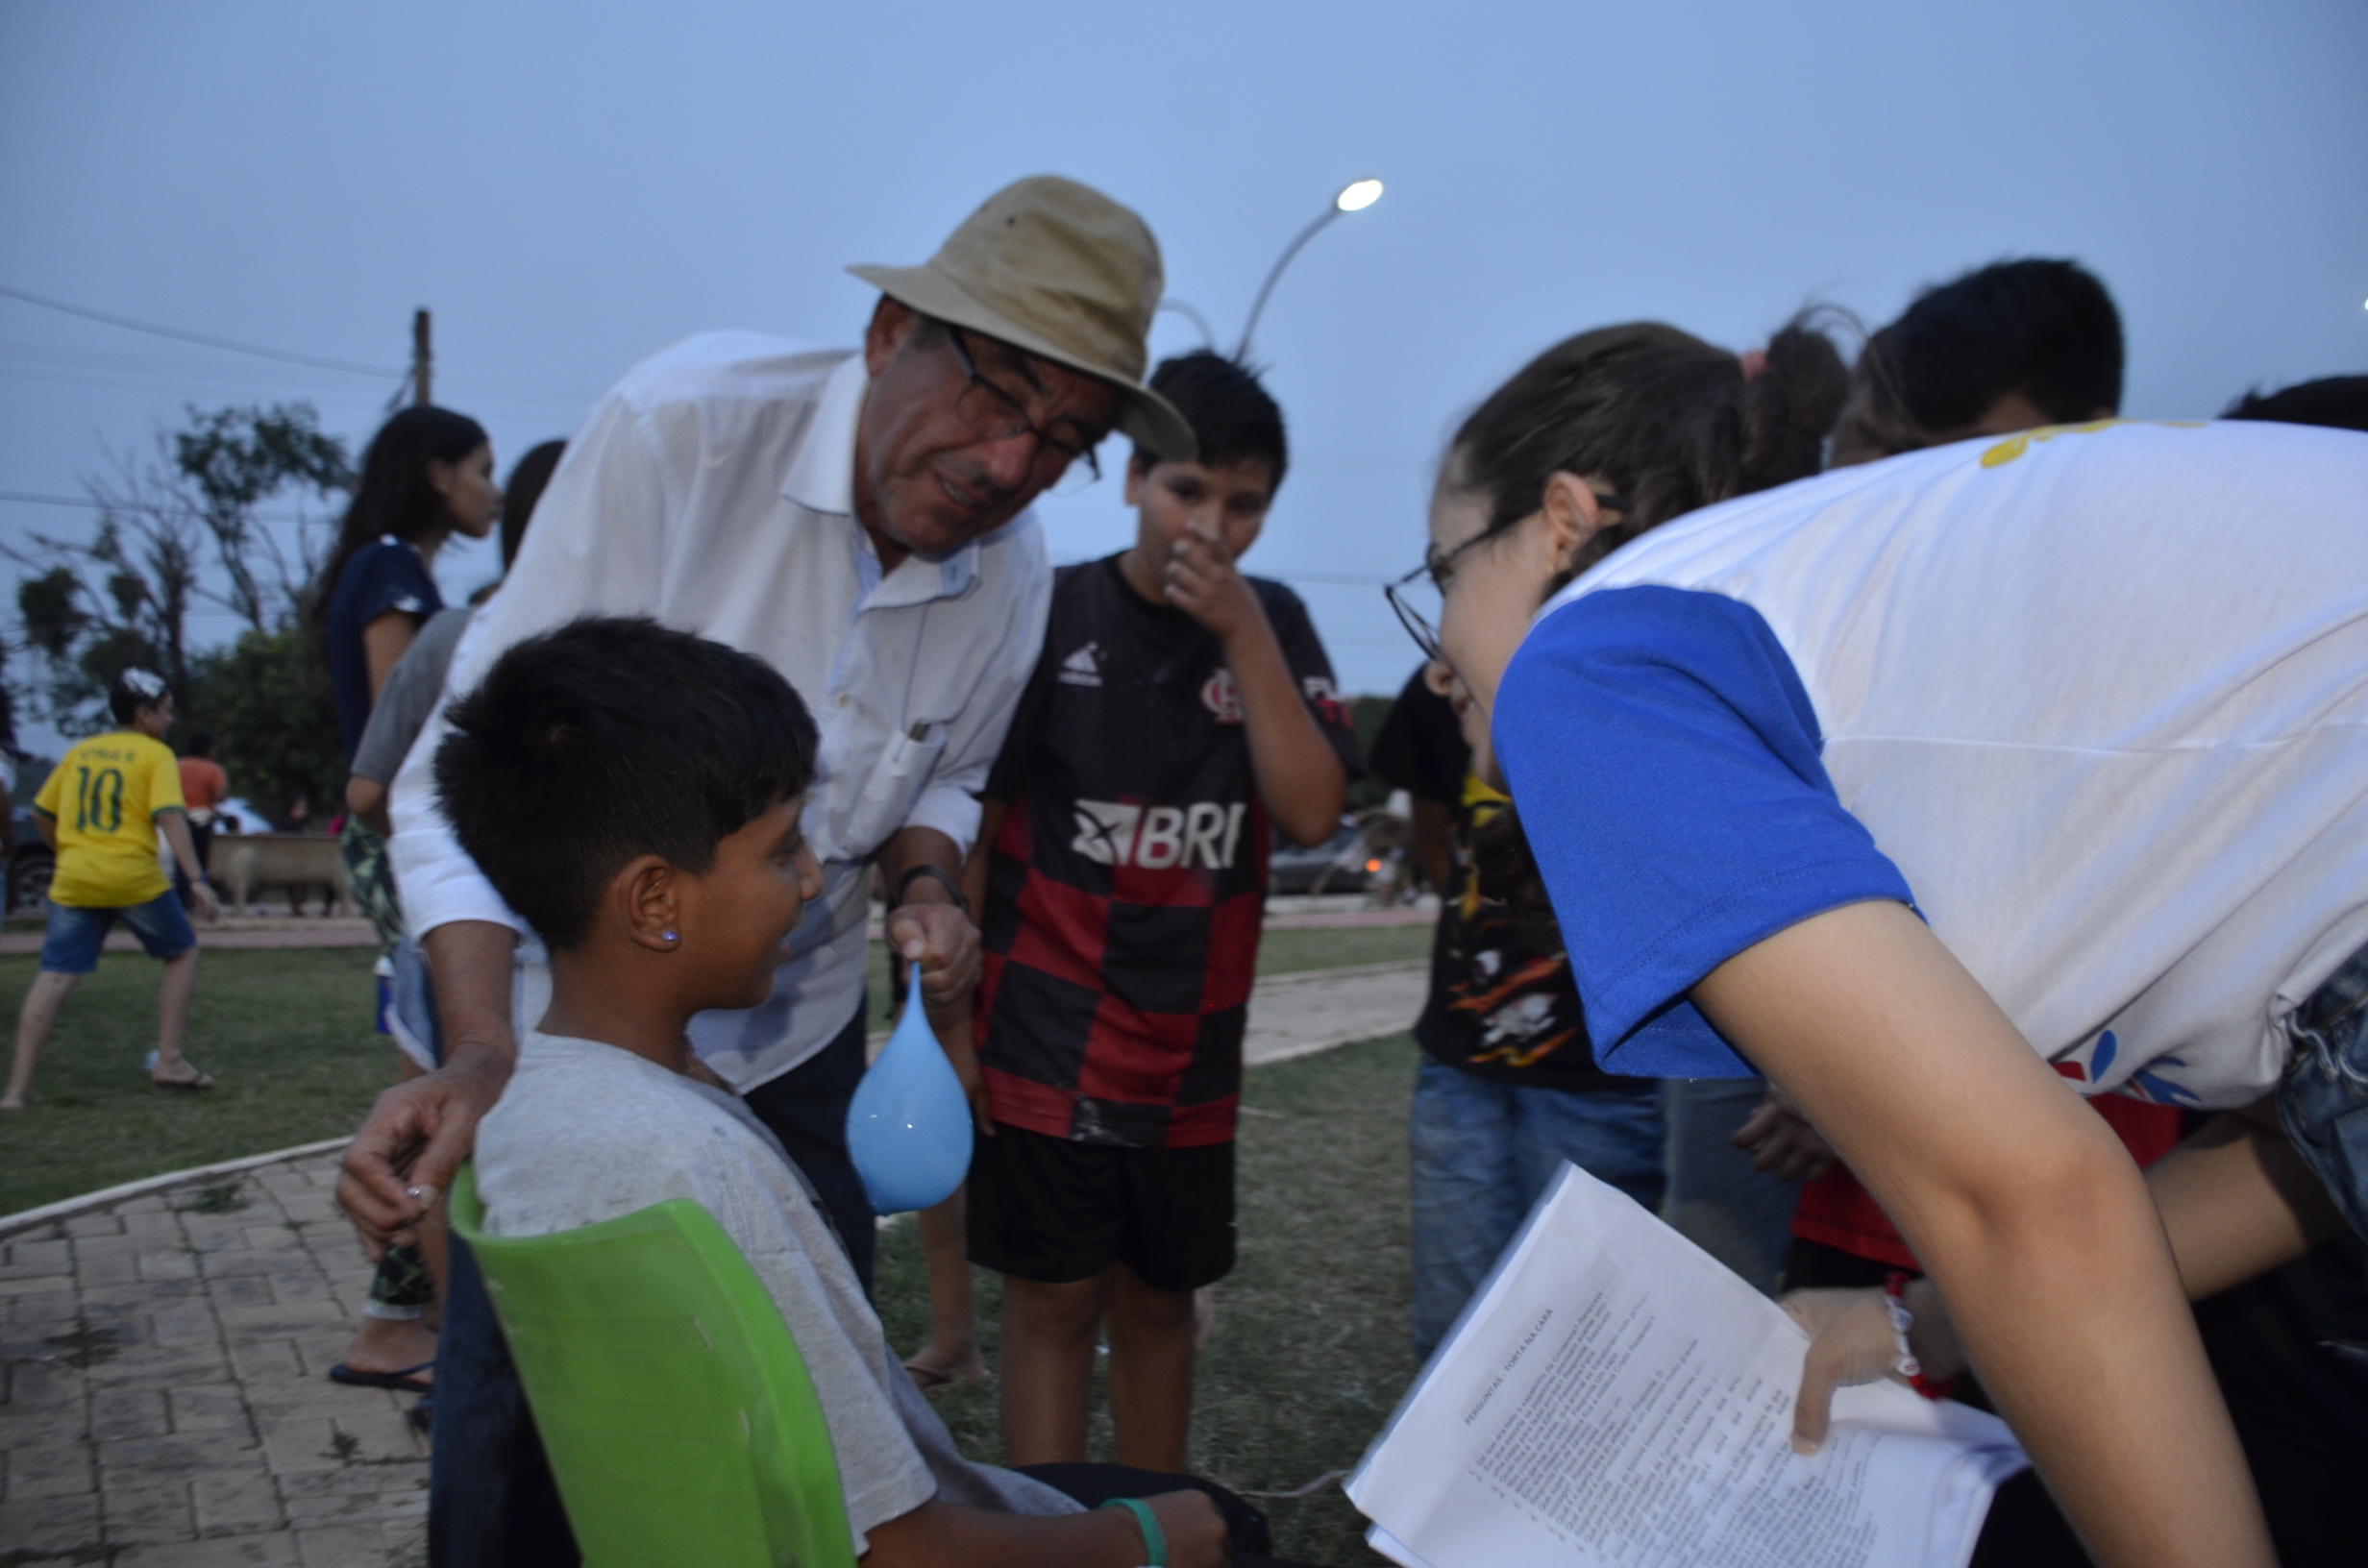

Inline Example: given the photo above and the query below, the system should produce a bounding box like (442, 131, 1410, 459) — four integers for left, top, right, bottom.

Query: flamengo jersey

(976, 555, 1361, 1147)
(1497, 419, 2368, 1112)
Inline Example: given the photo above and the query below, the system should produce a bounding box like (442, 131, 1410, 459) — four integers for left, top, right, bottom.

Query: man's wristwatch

(890, 863, 970, 918)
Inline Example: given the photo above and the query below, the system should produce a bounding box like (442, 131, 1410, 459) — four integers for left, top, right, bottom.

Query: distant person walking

(309, 404, 502, 1398)
(174, 730, 227, 905)
(2, 670, 221, 1110)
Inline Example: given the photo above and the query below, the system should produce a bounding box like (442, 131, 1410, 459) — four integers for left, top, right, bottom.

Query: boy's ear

(1123, 454, 1154, 508)
(614, 855, 683, 953)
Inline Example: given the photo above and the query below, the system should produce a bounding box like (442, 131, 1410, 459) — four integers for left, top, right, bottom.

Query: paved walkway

(0, 962, 1426, 1566)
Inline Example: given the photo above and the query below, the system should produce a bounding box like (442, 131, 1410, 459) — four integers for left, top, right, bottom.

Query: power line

(0, 282, 404, 380)
(0, 488, 324, 526)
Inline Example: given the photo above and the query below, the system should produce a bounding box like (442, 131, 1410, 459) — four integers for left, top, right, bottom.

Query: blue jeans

(2279, 936, 2368, 1243)
(1407, 1058, 1665, 1358)
(38, 892, 195, 973)
(1661, 1076, 1802, 1296)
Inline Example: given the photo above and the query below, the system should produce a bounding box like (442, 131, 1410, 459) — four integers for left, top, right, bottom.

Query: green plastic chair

(448, 1162, 858, 1568)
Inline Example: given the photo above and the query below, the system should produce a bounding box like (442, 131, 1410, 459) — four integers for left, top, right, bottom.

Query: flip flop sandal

(901, 1357, 986, 1392)
(144, 1050, 215, 1091)
(329, 1360, 435, 1394)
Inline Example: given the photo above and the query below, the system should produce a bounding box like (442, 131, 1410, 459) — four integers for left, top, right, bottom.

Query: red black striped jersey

(974, 555, 1360, 1147)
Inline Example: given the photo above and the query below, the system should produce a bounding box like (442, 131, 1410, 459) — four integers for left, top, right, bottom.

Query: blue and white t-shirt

(1494, 419, 2368, 1110)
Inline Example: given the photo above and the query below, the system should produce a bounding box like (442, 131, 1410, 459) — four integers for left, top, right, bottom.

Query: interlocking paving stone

(0, 1151, 428, 1566)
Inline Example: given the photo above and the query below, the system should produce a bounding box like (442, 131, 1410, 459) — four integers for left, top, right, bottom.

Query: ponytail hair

(1443, 314, 1846, 581)
(1445, 314, 1847, 916)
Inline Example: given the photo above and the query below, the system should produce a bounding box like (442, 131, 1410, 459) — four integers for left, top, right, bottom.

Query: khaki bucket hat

(850, 176, 1197, 462)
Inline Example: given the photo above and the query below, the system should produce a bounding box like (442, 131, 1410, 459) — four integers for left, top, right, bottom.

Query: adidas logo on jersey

(1058, 642, 1103, 688)
(1071, 799, 1249, 870)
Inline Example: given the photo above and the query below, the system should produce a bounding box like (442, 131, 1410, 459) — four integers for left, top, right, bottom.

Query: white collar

(779, 352, 869, 516)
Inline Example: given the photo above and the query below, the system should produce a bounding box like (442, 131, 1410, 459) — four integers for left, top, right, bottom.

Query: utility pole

(409, 308, 432, 406)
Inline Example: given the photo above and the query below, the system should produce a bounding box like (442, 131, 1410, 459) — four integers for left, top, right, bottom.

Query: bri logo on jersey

(1070, 799, 1251, 869)
(1059, 642, 1103, 688)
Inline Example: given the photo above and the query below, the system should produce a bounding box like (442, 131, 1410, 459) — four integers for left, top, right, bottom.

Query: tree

(186, 629, 345, 821)
(6, 403, 352, 737)
(173, 404, 352, 632)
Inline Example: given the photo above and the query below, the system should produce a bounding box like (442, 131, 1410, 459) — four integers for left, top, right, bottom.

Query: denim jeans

(2279, 936, 2368, 1243)
(1408, 1057, 1665, 1358)
(1661, 1076, 1802, 1296)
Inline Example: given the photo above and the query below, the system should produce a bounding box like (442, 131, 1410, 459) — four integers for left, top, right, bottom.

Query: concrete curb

(0, 1133, 354, 1239)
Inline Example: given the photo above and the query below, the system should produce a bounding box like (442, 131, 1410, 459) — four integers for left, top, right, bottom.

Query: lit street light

(1235, 178, 1384, 359)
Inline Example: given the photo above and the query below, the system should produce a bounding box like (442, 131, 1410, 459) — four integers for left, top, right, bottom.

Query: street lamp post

(1234, 178, 1383, 359)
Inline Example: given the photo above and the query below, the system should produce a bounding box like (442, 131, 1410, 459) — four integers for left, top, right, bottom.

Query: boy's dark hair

(186, 730, 216, 758)
(1128, 351, 1288, 485)
(1832, 258, 2123, 464)
(434, 618, 819, 949)
(109, 667, 169, 726)
(2221, 375, 2368, 434)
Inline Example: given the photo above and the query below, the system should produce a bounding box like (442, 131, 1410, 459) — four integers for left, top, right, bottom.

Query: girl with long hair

(314, 404, 499, 1402)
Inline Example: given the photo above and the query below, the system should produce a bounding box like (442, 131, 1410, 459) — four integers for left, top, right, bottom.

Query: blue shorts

(2279, 935, 2368, 1244)
(39, 893, 197, 974)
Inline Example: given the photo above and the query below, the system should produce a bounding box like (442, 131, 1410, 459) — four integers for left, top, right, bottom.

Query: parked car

(1269, 821, 1377, 895)
(9, 807, 54, 913)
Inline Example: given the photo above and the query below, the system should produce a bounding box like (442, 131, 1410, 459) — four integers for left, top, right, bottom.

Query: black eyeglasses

(1384, 495, 1630, 662)
(944, 326, 1104, 485)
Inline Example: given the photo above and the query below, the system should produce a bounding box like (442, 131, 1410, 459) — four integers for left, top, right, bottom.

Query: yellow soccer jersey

(33, 730, 185, 908)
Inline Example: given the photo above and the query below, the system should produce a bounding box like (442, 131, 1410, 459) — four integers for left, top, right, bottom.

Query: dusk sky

(4, 1, 2363, 751)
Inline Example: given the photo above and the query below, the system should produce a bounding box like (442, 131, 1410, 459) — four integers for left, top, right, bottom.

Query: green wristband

(1099, 1496, 1168, 1567)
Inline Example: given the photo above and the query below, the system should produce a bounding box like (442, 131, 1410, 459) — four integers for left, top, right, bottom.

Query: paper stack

(1348, 1164, 2027, 1568)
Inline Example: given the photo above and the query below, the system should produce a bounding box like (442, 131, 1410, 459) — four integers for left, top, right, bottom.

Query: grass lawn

(2, 921, 1436, 1218)
(0, 947, 390, 1215)
(874, 1031, 1420, 1567)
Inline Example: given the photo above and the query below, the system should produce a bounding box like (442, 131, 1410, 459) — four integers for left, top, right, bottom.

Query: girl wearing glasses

(1414, 322, 2368, 1568)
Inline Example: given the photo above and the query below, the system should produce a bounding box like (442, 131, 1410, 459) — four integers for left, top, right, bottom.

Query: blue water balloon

(846, 964, 974, 1214)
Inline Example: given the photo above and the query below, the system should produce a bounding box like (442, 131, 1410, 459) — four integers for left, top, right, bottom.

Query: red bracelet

(1884, 1271, 1958, 1402)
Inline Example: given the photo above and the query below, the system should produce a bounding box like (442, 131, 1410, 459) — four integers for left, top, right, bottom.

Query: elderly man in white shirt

(332, 176, 1195, 1565)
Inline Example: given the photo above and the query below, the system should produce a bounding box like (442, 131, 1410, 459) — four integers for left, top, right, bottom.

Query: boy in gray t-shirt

(430, 617, 1246, 1566)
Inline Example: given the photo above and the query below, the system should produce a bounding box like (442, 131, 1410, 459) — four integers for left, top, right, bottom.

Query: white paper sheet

(1348, 1164, 2027, 1568)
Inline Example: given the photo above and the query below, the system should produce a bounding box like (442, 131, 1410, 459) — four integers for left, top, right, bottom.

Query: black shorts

(967, 1125, 1235, 1294)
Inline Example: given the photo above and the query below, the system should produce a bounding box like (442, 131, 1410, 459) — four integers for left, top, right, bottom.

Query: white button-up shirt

(387, 331, 1052, 1090)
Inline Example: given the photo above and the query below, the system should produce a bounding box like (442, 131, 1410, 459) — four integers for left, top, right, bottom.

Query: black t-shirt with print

(1368, 665, 1649, 1094)
(975, 555, 1363, 1149)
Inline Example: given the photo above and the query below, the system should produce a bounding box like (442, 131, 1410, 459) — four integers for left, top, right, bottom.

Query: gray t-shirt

(352, 605, 473, 782)
(475, 1030, 1078, 1551)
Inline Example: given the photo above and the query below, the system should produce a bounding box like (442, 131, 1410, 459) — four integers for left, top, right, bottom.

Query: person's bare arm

(860, 1488, 1225, 1568)
(345, 775, 391, 838)
(361, 610, 424, 702)
(32, 809, 57, 851)
(1164, 522, 1346, 847)
(1693, 898, 2272, 1568)
(1787, 1100, 2348, 1428)
(1411, 797, 1452, 894)
(961, 799, 1007, 923)
(157, 810, 219, 922)
(334, 919, 519, 1246)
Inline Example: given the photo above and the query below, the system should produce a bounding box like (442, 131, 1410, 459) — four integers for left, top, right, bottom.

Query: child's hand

(1735, 1085, 1838, 1180)
(1163, 516, 1262, 644)
(1147, 1488, 1231, 1568)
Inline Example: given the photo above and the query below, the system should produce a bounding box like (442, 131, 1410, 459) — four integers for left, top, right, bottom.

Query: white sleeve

(897, 527, 1053, 856)
(387, 391, 677, 940)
